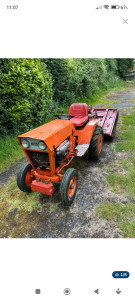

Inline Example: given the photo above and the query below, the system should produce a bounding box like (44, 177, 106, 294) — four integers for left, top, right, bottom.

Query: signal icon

(103, 5, 109, 9)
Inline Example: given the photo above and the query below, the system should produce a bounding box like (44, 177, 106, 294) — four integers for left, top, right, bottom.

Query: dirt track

(0, 86, 135, 238)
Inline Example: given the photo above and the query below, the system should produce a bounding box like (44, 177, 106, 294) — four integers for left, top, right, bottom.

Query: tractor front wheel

(17, 162, 32, 192)
(60, 168, 78, 205)
(89, 125, 103, 160)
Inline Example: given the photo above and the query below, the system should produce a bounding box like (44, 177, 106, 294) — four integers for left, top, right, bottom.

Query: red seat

(69, 103, 88, 127)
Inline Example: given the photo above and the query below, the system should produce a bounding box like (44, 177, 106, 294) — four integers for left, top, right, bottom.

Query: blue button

(112, 271, 130, 278)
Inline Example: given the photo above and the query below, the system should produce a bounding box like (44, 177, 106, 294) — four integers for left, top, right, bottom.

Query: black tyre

(17, 162, 32, 192)
(60, 168, 78, 205)
(89, 125, 103, 160)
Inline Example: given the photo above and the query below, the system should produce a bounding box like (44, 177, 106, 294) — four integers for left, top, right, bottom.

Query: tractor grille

(29, 151, 50, 169)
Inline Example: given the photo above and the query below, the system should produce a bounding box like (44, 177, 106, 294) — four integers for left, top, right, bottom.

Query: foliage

(43, 58, 123, 104)
(68, 58, 119, 99)
(0, 59, 53, 134)
(0, 58, 134, 134)
(116, 59, 134, 78)
(43, 58, 72, 104)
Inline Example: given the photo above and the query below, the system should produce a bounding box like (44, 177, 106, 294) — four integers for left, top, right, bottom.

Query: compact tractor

(17, 103, 118, 205)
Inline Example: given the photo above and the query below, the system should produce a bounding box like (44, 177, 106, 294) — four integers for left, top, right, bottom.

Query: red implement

(31, 180, 55, 195)
(89, 107, 119, 137)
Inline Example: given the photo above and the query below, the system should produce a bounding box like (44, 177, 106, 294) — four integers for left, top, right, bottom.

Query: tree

(116, 59, 134, 78)
(43, 59, 71, 104)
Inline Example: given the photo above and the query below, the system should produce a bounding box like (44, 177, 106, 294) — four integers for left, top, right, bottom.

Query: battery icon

(111, 5, 120, 9)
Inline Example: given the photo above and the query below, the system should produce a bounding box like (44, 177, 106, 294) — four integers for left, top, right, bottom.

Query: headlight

(38, 141, 47, 150)
(21, 139, 30, 149)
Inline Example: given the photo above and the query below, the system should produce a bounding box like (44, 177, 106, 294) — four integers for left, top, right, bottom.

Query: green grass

(0, 178, 41, 213)
(0, 135, 24, 172)
(121, 222, 135, 238)
(95, 202, 135, 237)
(96, 202, 135, 221)
(0, 177, 43, 237)
(115, 110, 135, 152)
(115, 141, 135, 152)
(120, 129, 135, 140)
(106, 166, 135, 199)
(50, 205, 58, 212)
(121, 112, 135, 126)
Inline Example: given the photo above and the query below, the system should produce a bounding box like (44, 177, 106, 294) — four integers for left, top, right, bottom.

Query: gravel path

(0, 86, 135, 238)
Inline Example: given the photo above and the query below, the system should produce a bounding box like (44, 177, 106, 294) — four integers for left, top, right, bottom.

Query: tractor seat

(69, 103, 88, 127)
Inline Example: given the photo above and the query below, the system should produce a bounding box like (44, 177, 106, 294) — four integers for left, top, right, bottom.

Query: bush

(67, 59, 120, 100)
(0, 58, 133, 134)
(116, 59, 134, 78)
(0, 59, 53, 134)
(43, 59, 71, 104)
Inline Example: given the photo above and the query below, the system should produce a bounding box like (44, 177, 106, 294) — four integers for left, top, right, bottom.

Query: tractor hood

(18, 119, 75, 151)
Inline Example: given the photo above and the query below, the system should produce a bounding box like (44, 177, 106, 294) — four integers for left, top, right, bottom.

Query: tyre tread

(17, 162, 32, 192)
(89, 125, 103, 160)
(60, 168, 78, 205)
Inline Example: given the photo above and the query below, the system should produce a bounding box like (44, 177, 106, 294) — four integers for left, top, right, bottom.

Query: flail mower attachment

(88, 107, 119, 138)
(17, 103, 119, 205)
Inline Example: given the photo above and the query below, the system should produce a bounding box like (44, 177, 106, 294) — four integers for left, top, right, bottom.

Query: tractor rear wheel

(89, 125, 103, 160)
(17, 162, 32, 192)
(60, 168, 78, 205)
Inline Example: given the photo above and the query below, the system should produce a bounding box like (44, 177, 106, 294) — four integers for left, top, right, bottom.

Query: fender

(75, 119, 99, 145)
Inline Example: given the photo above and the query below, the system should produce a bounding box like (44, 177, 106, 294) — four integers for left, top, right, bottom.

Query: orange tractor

(17, 103, 118, 205)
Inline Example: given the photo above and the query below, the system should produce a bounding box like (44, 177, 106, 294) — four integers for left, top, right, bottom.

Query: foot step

(75, 144, 89, 157)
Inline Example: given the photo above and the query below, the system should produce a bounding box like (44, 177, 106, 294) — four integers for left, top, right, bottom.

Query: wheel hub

(70, 184, 75, 189)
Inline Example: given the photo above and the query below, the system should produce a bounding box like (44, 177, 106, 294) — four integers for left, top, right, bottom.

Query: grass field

(0, 176, 42, 237)
(0, 135, 24, 172)
(95, 202, 135, 238)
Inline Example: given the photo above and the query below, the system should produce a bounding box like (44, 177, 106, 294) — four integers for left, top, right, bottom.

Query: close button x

(123, 19, 128, 24)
